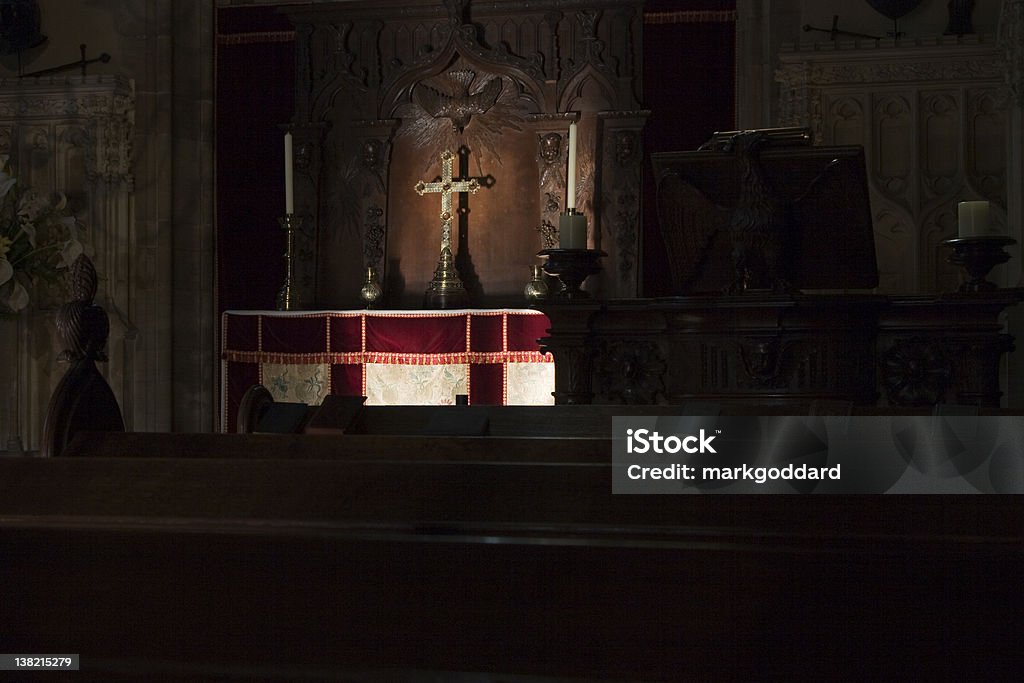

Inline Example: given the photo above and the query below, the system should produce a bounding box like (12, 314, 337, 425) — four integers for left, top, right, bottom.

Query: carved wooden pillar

(527, 113, 577, 251)
(598, 110, 648, 298)
(537, 303, 600, 404)
(287, 121, 328, 309)
(350, 119, 399, 300)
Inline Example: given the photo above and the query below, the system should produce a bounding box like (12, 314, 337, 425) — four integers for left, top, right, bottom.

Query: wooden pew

(2, 450, 1022, 681)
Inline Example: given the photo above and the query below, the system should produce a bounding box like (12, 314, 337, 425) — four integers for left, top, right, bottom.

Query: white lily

(1, 279, 29, 311)
(0, 155, 15, 200)
(0, 174, 16, 200)
(17, 190, 48, 223)
(60, 238, 83, 268)
(17, 215, 36, 246)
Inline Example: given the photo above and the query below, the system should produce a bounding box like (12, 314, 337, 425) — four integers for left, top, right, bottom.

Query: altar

(220, 309, 553, 431)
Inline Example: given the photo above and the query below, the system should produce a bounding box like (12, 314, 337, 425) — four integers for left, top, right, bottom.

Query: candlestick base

(538, 248, 606, 300)
(425, 246, 468, 309)
(942, 236, 1016, 293)
(276, 214, 301, 311)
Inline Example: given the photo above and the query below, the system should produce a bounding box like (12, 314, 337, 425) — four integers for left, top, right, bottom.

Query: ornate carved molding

(777, 38, 1005, 127)
(0, 76, 135, 187)
(998, 0, 1024, 107)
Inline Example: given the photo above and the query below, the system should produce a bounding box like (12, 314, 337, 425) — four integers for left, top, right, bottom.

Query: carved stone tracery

(777, 38, 1009, 294)
(0, 75, 135, 451)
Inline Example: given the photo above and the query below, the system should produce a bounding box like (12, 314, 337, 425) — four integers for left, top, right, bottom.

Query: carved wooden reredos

(284, 0, 647, 308)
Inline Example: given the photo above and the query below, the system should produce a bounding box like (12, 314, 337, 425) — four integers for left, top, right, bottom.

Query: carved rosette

(594, 339, 665, 404)
(881, 338, 953, 406)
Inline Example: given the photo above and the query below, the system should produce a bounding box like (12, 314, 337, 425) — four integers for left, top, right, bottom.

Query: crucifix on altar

(415, 150, 480, 308)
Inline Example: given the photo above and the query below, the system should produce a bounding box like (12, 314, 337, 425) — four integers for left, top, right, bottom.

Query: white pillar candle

(958, 200, 990, 238)
(566, 121, 577, 211)
(284, 132, 295, 215)
(559, 213, 587, 249)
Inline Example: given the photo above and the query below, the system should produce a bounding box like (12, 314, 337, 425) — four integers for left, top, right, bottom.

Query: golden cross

(415, 150, 480, 254)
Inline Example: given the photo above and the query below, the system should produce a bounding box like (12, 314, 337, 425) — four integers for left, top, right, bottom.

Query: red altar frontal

(220, 309, 554, 430)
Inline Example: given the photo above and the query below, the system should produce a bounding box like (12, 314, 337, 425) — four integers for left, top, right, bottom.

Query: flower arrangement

(0, 156, 86, 313)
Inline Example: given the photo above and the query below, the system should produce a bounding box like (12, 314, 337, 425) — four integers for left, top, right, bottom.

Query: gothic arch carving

(378, 24, 545, 119)
(558, 65, 616, 113)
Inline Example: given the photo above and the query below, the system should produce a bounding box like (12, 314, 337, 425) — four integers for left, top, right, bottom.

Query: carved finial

(56, 254, 109, 363)
(443, 0, 470, 25)
(68, 252, 99, 303)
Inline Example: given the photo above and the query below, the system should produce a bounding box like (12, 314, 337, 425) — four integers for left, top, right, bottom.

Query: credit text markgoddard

(622, 428, 841, 483)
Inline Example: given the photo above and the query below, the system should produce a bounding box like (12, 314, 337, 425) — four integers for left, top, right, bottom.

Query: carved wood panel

(285, 0, 645, 308)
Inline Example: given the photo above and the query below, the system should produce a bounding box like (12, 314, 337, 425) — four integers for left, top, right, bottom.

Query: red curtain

(641, 1, 736, 297)
(215, 6, 295, 313)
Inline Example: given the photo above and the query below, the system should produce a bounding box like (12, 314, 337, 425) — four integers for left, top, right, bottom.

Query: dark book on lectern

(651, 131, 878, 294)
(254, 402, 310, 434)
(304, 395, 367, 434)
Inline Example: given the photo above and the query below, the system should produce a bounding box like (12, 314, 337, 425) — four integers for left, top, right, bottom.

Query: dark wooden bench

(2, 453, 1021, 681)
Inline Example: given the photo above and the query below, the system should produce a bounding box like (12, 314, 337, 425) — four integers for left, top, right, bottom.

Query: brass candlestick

(276, 214, 299, 311)
(538, 248, 606, 299)
(425, 247, 467, 309)
(942, 236, 1016, 293)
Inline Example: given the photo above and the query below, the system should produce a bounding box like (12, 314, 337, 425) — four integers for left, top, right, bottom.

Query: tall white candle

(566, 121, 577, 211)
(958, 200, 990, 238)
(284, 132, 295, 215)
